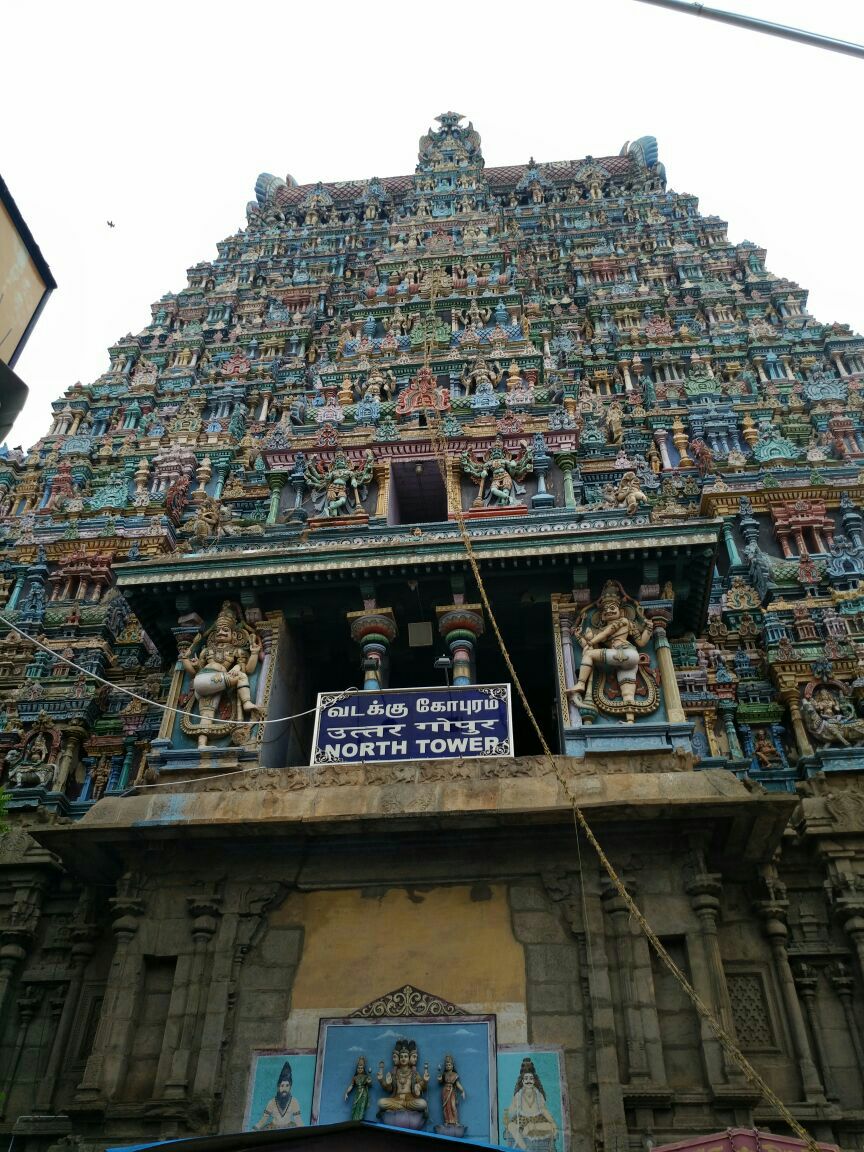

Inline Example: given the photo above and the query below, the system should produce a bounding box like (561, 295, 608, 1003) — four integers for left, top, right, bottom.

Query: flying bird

(107, 220, 115, 228)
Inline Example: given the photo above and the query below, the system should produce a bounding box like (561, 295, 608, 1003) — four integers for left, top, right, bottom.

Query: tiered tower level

(1, 116, 864, 1152)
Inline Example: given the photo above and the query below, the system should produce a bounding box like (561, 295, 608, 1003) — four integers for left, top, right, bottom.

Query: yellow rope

(417, 270, 821, 1152)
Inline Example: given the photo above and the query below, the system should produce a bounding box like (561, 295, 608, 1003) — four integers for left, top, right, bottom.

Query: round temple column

(654, 428, 672, 471)
(721, 520, 742, 567)
(645, 611, 686, 724)
(437, 605, 485, 685)
(266, 475, 286, 524)
(348, 609, 397, 690)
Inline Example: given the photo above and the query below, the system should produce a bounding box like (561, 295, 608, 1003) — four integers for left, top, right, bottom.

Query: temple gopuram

(0, 114, 863, 1152)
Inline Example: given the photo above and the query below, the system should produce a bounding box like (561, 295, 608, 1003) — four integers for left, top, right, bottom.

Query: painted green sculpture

(344, 1055, 372, 1121)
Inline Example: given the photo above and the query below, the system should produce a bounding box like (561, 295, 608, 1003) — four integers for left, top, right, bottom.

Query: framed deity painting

(243, 1049, 317, 1132)
(497, 1047, 569, 1152)
(312, 1014, 497, 1142)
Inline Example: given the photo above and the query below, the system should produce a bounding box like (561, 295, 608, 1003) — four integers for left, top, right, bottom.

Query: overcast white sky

(4, 0, 863, 449)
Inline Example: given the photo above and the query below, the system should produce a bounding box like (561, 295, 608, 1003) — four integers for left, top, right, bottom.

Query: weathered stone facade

(1, 116, 863, 1152)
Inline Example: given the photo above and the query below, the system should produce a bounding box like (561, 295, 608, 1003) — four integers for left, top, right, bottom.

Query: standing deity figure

(304, 449, 374, 517)
(605, 399, 624, 445)
(458, 299, 491, 329)
(461, 352, 503, 396)
(462, 438, 533, 508)
(364, 365, 396, 401)
(344, 1056, 372, 1121)
(377, 1039, 429, 1121)
(436, 1055, 466, 1133)
(178, 602, 263, 748)
(570, 580, 655, 723)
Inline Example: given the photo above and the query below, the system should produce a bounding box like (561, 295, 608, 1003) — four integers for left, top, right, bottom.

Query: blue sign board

(311, 684, 513, 765)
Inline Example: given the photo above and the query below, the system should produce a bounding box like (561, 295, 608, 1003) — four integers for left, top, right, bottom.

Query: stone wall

(0, 773, 862, 1151)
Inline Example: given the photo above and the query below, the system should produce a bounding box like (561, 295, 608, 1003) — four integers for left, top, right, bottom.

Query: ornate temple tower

(0, 115, 863, 1152)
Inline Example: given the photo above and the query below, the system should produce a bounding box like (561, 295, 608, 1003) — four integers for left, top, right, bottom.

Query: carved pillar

(35, 911, 98, 1111)
(827, 960, 864, 1079)
(778, 681, 813, 759)
(721, 520, 742, 567)
(556, 597, 581, 728)
(718, 701, 744, 759)
(374, 460, 390, 517)
(645, 612, 686, 724)
(0, 878, 47, 1029)
(116, 735, 138, 792)
(76, 886, 144, 1103)
(833, 886, 864, 988)
(555, 453, 579, 509)
(755, 896, 825, 1101)
(792, 963, 838, 1101)
(266, 475, 286, 524)
(436, 605, 485, 685)
(601, 886, 650, 1082)
(163, 895, 222, 1100)
(6, 572, 26, 610)
(54, 723, 87, 794)
(654, 428, 672, 471)
(671, 416, 693, 467)
(0, 986, 43, 1118)
(686, 873, 742, 1083)
(347, 608, 397, 690)
(0, 928, 32, 1030)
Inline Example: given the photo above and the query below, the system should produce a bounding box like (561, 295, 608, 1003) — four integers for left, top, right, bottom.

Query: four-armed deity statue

(304, 450, 375, 518)
(376, 1038, 430, 1128)
(461, 438, 533, 508)
(569, 580, 657, 723)
(178, 601, 263, 748)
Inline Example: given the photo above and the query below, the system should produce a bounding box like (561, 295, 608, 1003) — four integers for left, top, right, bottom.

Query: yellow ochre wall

(273, 885, 527, 1045)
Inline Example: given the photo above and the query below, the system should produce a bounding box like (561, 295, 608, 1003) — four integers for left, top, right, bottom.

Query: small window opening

(389, 459, 447, 525)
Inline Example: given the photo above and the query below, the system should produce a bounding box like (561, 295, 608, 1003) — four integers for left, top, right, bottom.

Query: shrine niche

(801, 675, 864, 749)
(1, 712, 61, 791)
(156, 601, 282, 765)
(569, 580, 658, 722)
(311, 991, 497, 1140)
(242, 985, 570, 1147)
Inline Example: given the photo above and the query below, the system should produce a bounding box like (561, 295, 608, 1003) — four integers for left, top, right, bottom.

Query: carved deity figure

(605, 399, 624, 445)
(377, 1039, 429, 1118)
(612, 471, 648, 516)
(364, 365, 396, 402)
(570, 580, 655, 723)
(178, 602, 263, 748)
(186, 494, 236, 548)
(2, 712, 59, 790)
(344, 1056, 372, 1121)
(801, 685, 864, 748)
(304, 449, 374, 517)
(503, 1058, 558, 1152)
(462, 437, 533, 507)
(461, 352, 502, 396)
(437, 1054, 466, 1129)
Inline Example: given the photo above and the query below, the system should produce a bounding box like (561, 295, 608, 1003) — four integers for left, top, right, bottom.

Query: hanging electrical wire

(0, 612, 358, 728)
(418, 272, 821, 1152)
(631, 0, 864, 60)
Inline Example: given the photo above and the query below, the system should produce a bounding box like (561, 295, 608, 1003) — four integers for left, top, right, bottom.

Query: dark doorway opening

(389, 459, 447, 525)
